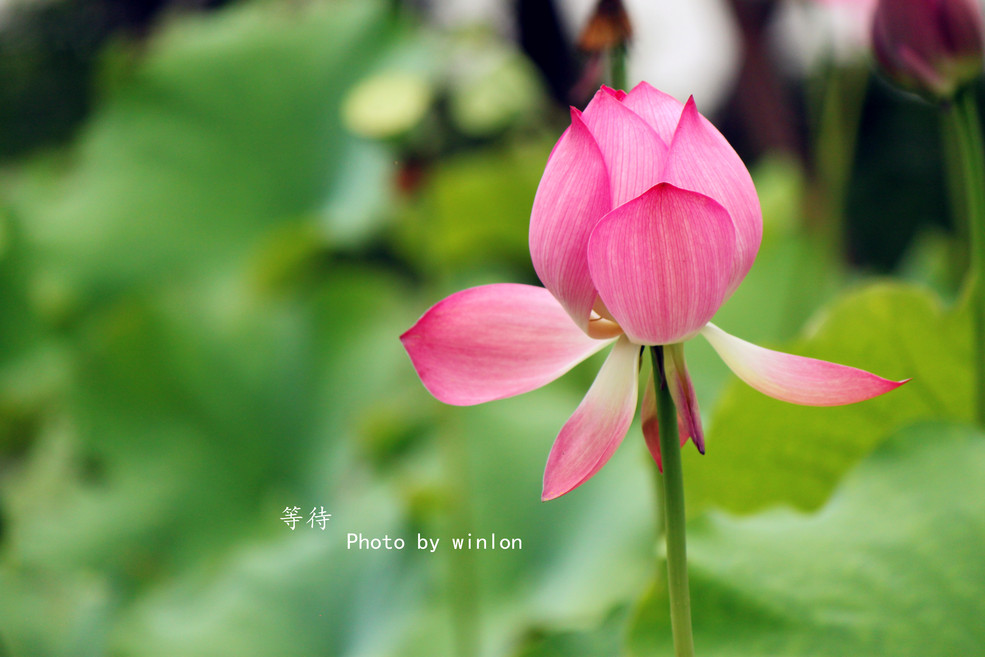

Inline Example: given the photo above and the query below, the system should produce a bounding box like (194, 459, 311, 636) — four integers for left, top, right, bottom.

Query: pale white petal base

(542, 336, 640, 500)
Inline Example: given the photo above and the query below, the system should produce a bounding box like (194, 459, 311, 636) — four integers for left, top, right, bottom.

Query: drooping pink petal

(622, 81, 686, 145)
(542, 336, 640, 501)
(587, 183, 737, 345)
(641, 377, 689, 472)
(664, 344, 705, 454)
(699, 323, 908, 405)
(661, 97, 762, 295)
(401, 284, 613, 406)
(530, 109, 612, 332)
(580, 88, 669, 207)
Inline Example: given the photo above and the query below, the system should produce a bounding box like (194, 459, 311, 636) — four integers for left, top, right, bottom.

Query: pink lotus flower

(401, 83, 905, 501)
(872, 0, 985, 99)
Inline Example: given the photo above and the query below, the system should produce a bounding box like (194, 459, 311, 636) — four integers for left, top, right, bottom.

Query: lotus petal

(401, 284, 613, 406)
(542, 336, 640, 500)
(664, 343, 705, 453)
(622, 81, 685, 146)
(700, 323, 908, 405)
(662, 97, 762, 294)
(530, 109, 612, 331)
(581, 88, 668, 207)
(587, 183, 736, 345)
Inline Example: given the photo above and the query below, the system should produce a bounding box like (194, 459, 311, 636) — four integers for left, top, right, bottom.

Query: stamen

(592, 296, 616, 322)
(588, 317, 623, 339)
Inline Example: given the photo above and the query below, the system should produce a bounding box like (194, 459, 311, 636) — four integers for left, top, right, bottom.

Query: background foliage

(0, 0, 980, 655)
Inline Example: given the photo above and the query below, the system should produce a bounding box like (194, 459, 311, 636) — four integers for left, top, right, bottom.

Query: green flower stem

(649, 438, 666, 545)
(647, 351, 665, 543)
(650, 345, 695, 657)
(943, 88, 985, 426)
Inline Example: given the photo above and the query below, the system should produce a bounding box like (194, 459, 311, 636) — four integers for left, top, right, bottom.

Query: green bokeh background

(0, 1, 981, 655)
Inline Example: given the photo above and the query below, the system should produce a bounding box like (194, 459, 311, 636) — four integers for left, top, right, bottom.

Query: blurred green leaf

(508, 604, 627, 657)
(9, 0, 397, 296)
(0, 564, 112, 657)
(108, 488, 427, 657)
(60, 383, 659, 657)
(0, 261, 419, 650)
(0, 208, 56, 457)
(629, 421, 985, 656)
(687, 282, 970, 516)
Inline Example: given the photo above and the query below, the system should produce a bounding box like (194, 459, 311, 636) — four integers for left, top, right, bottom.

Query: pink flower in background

(871, 0, 985, 98)
(401, 83, 905, 501)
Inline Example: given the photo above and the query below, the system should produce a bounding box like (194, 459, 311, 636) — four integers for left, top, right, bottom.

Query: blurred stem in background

(578, 0, 631, 92)
(650, 346, 695, 657)
(439, 416, 480, 657)
(942, 88, 985, 426)
(940, 102, 971, 284)
(808, 62, 869, 260)
(610, 42, 628, 92)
